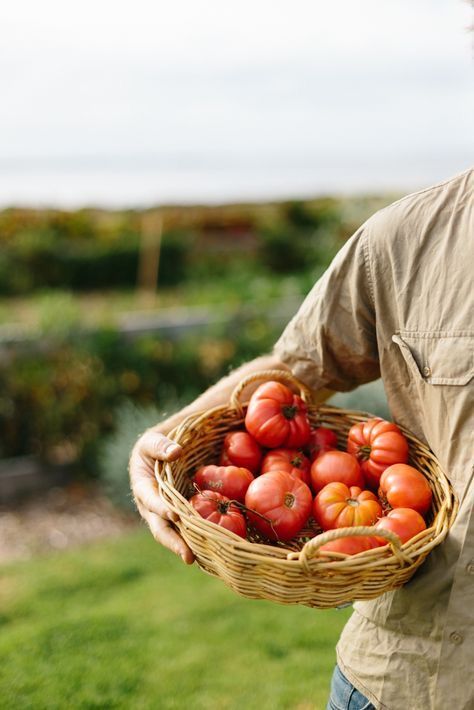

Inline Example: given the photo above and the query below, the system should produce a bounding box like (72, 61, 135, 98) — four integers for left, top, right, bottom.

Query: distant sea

(0, 153, 470, 208)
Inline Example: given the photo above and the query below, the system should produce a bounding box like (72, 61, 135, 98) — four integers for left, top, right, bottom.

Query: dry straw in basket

(155, 370, 457, 609)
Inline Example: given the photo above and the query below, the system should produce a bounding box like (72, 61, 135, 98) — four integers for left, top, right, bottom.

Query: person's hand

(129, 428, 195, 564)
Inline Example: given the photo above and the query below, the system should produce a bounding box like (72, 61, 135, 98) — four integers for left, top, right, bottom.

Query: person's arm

(129, 353, 293, 563)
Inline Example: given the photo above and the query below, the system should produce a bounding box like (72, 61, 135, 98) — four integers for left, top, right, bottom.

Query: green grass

(0, 529, 351, 709)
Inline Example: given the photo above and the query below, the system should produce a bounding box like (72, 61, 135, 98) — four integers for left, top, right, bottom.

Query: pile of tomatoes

(189, 380, 432, 555)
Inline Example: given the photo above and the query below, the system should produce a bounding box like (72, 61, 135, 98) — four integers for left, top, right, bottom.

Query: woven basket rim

(156, 401, 457, 571)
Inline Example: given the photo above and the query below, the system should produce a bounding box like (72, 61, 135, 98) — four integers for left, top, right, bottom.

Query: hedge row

(0, 232, 190, 294)
(0, 201, 345, 294)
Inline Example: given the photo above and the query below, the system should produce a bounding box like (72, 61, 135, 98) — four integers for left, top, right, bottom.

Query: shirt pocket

(392, 332, 473, 386)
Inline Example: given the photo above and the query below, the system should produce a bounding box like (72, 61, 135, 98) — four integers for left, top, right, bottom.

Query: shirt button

(422, 366, 432, 377)
(449, 631, 463, 645)
(466, 561, 474, 575)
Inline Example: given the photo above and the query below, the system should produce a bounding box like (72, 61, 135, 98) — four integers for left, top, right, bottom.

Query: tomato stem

(282, 405, 298, 420)
(358, 445, 372, 461)
(192, 482, 283, 542)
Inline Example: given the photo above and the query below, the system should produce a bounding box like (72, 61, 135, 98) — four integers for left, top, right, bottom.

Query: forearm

(153, 353, 290, 436)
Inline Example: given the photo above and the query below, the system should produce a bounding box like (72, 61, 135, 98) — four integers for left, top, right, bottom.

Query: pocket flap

(392, 333, 473, 386)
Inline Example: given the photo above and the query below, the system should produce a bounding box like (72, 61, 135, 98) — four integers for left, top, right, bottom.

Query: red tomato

(313, 482, 383, 531)
(219, 431, 262, 474)
(307, 427, 338, 461)
(374, 507, 426, 545)
(260, 448, 311, 486)
(319, 535, 379, 555)
(190, 492, 247, 538)
(379, 464, 432, 515)
(193, 465, 254, 503)
(244, 381, 311, 449)
(310, 450, 364, 494)
(347, 418, 409, 489)
(245, 470, 313, 541)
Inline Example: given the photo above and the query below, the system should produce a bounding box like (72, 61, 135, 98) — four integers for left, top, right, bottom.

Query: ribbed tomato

(374, 507, 426, 545)
(193, 465, 254, 503)
(219, 431, 262, 474)
(310, 450, 364, 494)
(313, 482, 382, 531)
(245, 470, 313, 541)
(347, 418, 409, 489)
(307, 427, 338, 461)
(190, 492, 247, 538)
(379, 464, 432, 515)
(244, 381, 311, 448)
(260, 448, 311, 486)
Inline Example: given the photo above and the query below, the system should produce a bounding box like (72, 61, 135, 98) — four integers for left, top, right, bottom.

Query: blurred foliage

(0, 197, 374, 295)
(0, 194, 397, 485)
(99, 400, 179, 510)
(0, 318, 279, 473)
(258, 200, 344, 274)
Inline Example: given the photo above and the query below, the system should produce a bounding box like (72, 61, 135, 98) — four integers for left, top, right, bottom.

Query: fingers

(137, 502, 195, 565)
(130, 427, 194, 564)
(133, 475, 179, 522)
(138, 430, 183, 462)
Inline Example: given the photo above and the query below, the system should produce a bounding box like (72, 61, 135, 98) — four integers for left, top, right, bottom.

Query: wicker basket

(155, 370, 457, 609)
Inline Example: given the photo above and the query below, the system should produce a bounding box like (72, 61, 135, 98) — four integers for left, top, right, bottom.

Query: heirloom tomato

(190, 492, 247, 538)
(194, 464, 254, 503)
(379, 464, 432, 515)
(313, 482, 382, 531)
(374, 507, 426, 545)
(310, 450, 364, 494)
(307, 426, 338, 460)
(347, 418, 409, 489)
(261, 448, 311, 486)
(245, 470, 312, 541)
(245, 381, 311, 448)
(219, 431, 262, 474)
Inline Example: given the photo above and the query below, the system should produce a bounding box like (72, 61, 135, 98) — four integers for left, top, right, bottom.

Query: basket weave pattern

(156, 371, 457, 609)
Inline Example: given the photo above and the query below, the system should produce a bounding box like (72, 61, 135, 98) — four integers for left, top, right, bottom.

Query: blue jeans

(327, 665, 375, 710)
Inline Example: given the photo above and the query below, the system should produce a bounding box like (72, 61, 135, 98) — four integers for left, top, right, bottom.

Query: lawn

(0, 528, 351, 709)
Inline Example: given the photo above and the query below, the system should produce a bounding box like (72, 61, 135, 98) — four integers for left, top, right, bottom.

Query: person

(129, 168, 473, 710)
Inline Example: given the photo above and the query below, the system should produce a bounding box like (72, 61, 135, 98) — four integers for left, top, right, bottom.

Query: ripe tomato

(219, 431, 262, 474)
(245, 470, 313, 541)
(347, 418, 409, 489)
(310, 450, 364, 494)
(245, 380, 311, 449)
(313, 482, 382, 531)
(374, 507, 426, 545)
(319, 535, 379, 555)
(260, 448, 311, 486)
(379, 464, 432, 515)
(190, 492, 247, 538)
(193, 464, 254, 503)
(307, 427, 338, 461)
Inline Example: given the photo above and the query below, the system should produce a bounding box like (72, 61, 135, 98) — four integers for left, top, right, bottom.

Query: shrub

(99, 400, 178, 510)
(0, 315, 279, 475)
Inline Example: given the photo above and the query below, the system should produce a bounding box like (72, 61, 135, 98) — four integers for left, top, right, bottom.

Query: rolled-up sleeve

(273, 226, 380, 392)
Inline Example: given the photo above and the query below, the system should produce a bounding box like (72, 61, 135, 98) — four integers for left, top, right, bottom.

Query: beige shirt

(273, 168, 474, 710)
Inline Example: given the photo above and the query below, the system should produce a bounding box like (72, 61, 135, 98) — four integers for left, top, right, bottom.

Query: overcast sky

(0, 0, 472, 206)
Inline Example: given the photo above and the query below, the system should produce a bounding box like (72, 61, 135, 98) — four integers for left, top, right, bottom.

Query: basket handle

(230, 369, 314, 417)
(288, 526, 414, 573)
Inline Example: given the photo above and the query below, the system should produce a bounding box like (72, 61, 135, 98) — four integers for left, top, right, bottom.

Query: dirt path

(0, 484, 138, 564)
